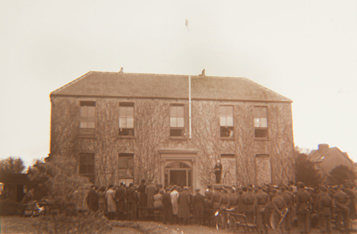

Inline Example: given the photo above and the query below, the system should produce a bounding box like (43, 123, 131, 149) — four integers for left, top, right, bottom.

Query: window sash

(254, 117, 268, 128)
(119, 106, 134, 129)
(80, 106, 96, 129)
(219, 106, 233, 127)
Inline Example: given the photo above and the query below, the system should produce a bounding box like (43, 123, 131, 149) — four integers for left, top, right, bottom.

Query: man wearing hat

(318, 185, 333, 234)
(296, 182, 312, 234)
(192, 188, 205, 225)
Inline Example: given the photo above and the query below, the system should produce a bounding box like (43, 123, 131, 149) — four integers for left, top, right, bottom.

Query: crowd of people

(86, 179, 357, 234)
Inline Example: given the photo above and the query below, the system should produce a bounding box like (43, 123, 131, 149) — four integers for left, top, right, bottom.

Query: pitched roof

(51, 71, 291, 103)
(309, 146, 354, 164)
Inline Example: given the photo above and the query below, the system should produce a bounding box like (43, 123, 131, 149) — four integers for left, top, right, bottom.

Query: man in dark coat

(256, 187, 269, 234)
(296, 182, 312, 234)
(126, 183, 138, 220)
(162, 187, 172, 224)
(318, 185, 333, 234)
(214, 160, 222, 184)
(115, 183, 126, 219)
(86, 185, 99, 212)
(334, 185, 350, 233)
(178, 187, 191, 224)
(137, 179, 147, 218)
(192, 188, 205, 225)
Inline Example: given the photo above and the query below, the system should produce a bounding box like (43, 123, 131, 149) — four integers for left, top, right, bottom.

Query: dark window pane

(220, 126, 234, 137)
(255, 128, 268, 138)
(170, 128, 184, 137)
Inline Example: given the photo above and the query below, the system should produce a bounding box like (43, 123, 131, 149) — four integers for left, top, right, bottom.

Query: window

(118, 153, 134, 179)
(79, 153, 95, 182)
(254, 106, 268, 138)
(119, 103, 134, 136)
(79, 101, 96, 136)
(170, 104, 184, 137)
(219, 106, 234, 138)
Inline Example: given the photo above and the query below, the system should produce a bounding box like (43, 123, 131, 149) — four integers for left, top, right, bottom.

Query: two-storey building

(49, 71, 295, 190)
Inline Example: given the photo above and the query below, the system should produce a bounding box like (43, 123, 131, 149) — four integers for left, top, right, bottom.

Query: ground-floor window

(118, 153, 134, 181)
(255, 154, 271, 185)
(79, 153, 95, 183)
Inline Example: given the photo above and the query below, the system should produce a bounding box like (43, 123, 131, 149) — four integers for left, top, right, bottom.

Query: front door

(170, 170, 186, 186)
(164, 161, 192, 187)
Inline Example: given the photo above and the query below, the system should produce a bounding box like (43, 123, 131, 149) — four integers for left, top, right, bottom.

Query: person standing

(214, 160, 222, 184)
(318, 186, 333, 234)
(126, 183, 138, 220)
(105, 185, 117, 219)
(296, 182, 312, 234)
(256, 187, 269, 234)
(86, 185, 99, 212)
(192, 188, 205, 225)
(162, 187, 173, 224)
(153, 189, 164, 221)
(334, 185, 350, 233)
(178, 187, 191, 224)
(170, 186, 179, 224)
(138, 179, 147, 219)
(146, 180, 157, 217)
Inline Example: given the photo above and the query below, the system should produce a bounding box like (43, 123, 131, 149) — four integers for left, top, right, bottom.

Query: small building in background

(309, 144, 355, 182)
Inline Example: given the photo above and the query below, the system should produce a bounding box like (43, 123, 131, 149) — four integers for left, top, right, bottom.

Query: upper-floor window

(119, 103, 134, 136)
(254, 106, 268, 138)
(170, 104, 184, 137)
(79, 101, 96, 136)
(219, 106, 234, 138)
(79, 153, 95, 182)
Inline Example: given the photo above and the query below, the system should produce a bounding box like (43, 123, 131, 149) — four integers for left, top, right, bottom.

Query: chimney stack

(318, 144, 329, 152)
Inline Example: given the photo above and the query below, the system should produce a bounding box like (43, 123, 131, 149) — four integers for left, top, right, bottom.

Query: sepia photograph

(0, 0, 357, 233)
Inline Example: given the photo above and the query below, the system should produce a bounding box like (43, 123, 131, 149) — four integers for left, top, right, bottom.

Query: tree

(295, 153, 322, 186)
(327, 165, 356, 185)
(0, 157, 25, 175)
(28, 156, 91, 208)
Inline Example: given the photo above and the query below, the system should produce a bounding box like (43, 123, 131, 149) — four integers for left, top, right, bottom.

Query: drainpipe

(188, 75, 192, 139)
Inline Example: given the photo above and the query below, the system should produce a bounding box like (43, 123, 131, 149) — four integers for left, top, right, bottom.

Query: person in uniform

(241, 185, 256, 224)
(271, 188, 288, 233)
(334, 185, 350, 233)
(281, 185, 294, 233)
(295, 182, 312, 234)
(256, 186, 269, 234)
(192, 188, 205, 225)
(318, 185, 333, 234)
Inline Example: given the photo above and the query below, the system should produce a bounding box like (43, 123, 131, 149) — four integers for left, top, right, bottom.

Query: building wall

(50, 96, 295, 189)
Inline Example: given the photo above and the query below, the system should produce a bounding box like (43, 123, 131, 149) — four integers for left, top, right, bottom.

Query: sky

(1, 0, 357, 167)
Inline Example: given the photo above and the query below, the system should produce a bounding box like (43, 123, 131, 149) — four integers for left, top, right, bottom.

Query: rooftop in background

(51, 71, 292, 103)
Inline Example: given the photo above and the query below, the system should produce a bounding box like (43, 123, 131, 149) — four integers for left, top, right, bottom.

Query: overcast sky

(1, 0, 357, 167)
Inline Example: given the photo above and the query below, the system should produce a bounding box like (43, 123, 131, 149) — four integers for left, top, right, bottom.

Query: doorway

(164, 161, 192, 187)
